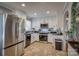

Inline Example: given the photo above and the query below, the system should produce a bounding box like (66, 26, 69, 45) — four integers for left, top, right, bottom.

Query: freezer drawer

(4, 46, 16, 56)
(4, 41, 24, 56)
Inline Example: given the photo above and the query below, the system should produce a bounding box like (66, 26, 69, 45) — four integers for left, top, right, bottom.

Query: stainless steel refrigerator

(4, 14, 24, 56)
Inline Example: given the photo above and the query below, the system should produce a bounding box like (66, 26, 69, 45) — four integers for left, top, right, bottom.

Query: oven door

(39, 34, 48, 41)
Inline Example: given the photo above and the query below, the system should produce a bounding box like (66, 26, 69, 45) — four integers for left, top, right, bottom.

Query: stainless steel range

(39, 24, 48, 41)
(39, 33, 48, 41)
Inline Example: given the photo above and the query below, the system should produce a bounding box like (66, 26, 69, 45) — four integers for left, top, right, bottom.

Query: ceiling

(0, 2, 65, 18)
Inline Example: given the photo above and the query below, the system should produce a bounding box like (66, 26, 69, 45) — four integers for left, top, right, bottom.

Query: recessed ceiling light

(46, 11, 50, 14)
(21, 3, 25, 7)
(34, 13, 37, 16)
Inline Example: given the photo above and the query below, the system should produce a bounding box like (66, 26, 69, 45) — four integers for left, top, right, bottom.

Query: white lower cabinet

(31, 33, 39, 43)
(48, 34, 55, 48)
(68, 44, 79, 56)
(16, 42, 24, 56)
(48, 34, 54, 43)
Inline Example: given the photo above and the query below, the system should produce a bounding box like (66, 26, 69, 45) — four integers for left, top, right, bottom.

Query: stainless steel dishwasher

(25, 33, 31, 47)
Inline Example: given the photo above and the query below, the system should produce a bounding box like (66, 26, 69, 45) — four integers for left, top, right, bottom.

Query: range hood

(40, 24, 49, 33)
(40, 28, 49, 33)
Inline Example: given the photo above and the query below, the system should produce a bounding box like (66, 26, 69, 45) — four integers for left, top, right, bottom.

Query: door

(16, 19, 24, 56)
(4, 15, 17, 56)
(5, 15, 14, 47)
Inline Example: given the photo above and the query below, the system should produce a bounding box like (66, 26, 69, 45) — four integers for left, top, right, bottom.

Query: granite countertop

(25, 30, 63, 35)
(68, 40, 79, 44)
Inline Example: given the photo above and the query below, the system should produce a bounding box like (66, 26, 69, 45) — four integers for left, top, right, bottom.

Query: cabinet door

(34, 33, 39, 41)
(31, 34, 34, 43)
(68, 44, 79, 56)
(48, 34, 53, 43)
(31, 33, 39, 43)
(31, 34, 35, 43)
(17, 42, 24, 56)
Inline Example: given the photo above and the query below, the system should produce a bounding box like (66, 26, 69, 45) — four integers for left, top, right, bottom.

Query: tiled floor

(24, 41, 67, 56)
